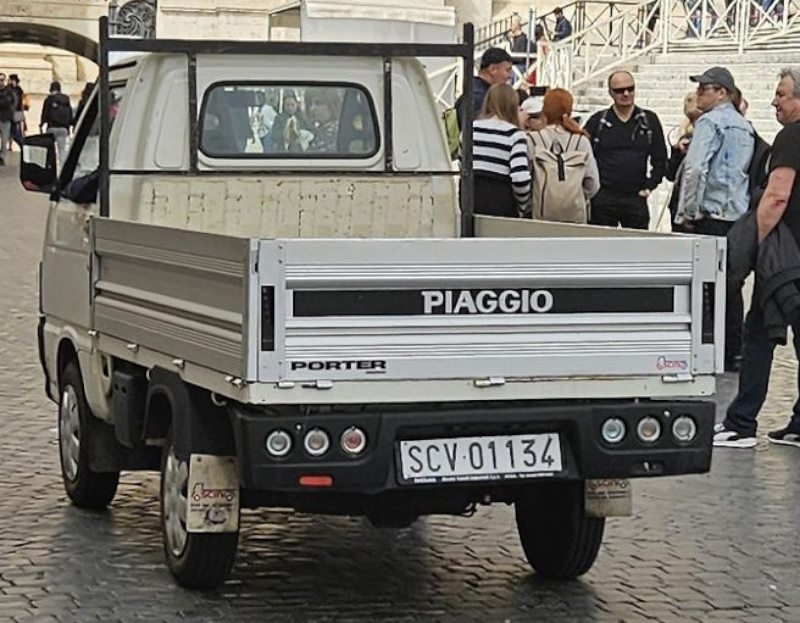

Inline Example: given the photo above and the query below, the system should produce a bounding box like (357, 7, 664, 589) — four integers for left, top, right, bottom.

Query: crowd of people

(0, 72, 88, 168)
(457, 47, 800, 451)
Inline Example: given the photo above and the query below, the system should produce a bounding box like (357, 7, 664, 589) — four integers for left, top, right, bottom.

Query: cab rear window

(199, 83, 379, 158)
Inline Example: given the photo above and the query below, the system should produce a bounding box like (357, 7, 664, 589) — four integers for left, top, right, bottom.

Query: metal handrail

(474, 0, 639, 50)
(538, 0, 800, 89)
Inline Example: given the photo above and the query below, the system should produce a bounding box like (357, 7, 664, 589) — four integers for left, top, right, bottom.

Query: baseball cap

(521, 96, 544, 116)
(690, 66, 736, 93)
(480, 47, 512, 69)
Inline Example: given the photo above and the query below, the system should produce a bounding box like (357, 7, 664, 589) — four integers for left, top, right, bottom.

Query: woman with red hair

(527, 88, 600, 223)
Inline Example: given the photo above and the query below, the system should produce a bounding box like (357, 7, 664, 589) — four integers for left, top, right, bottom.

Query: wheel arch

(145, 368, 236, 458)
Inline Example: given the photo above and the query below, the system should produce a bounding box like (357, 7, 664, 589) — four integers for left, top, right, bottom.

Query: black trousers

(473, 175, 519, 218)
(724, 288, 800, 435)
(589, 188, 650, 230)
(693, 217, 743, 363)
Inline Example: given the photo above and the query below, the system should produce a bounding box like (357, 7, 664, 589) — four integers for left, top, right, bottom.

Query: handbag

(12, 110, 24, 123)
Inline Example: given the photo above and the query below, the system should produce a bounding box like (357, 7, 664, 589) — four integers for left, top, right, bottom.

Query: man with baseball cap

(676, 66, 754, 372)
(455, 47, 513, 130)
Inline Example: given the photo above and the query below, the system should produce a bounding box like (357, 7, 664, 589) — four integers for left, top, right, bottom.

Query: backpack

(746, 129, 771, 210)
(442, 107, 460, 161)
(47, 94, 71, 127)
(528, 129, 590, 223)
(0, 88, 14, 119)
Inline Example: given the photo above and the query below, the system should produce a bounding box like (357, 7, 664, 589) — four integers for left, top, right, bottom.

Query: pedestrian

(8, 74, 26, 150)
(40, 81, 72, 166)
(269, 90, 312, 153)
(306, 88, 341, 153)
(584, 70, 667, 229)
(472, 83, 531, 218)
(507, 14, 531, 80)
(507, 14, 530, 53)
(714, 68, 800, 448)
(527, 88, 599, 223)
(552, 7, 572, 41)
(665, 91, 702, 230)
(455, 47, 513, 130)
(675, 67, 753, 371)
(0, 72, 16, 166)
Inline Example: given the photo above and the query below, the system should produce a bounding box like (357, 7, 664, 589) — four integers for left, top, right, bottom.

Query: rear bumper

(230, 399, 714, 495)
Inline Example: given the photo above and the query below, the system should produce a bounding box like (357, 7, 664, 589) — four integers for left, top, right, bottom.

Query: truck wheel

(160, 431, 239, 590)
(58, 361, 119, 509)
(514, 481, 605, 580)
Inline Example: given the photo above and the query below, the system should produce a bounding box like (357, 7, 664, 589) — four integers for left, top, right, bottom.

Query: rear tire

(515, 481, 605, 580)
(58, 361, 119, 509)
(160, 430, 239, 590)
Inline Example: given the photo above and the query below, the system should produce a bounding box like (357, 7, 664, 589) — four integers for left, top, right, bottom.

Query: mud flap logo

(187, 455, 239, 533)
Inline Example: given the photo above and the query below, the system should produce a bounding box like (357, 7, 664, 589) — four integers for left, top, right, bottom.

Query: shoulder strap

(593, 108, 611, 144)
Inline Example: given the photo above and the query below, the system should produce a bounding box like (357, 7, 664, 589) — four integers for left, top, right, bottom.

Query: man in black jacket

(715, 68, 800, 449)
(454, 47, 513, 131)
(40, 81, 72, 166)
(584, 71, 667, 229)
(0, 72, 17, 165)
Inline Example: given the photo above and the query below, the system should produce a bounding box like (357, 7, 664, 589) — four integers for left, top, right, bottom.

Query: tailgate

(258, 236, 725, 384)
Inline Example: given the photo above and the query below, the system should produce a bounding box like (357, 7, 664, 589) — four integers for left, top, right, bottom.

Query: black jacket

(454, 77, 490, 131)
(727, 211, 800, 344)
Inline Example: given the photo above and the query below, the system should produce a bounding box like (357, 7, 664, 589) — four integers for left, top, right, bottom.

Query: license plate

(398, 433, 562, 484)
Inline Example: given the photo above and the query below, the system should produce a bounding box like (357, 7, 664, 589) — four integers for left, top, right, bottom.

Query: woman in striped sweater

(472, 84, 532, 218)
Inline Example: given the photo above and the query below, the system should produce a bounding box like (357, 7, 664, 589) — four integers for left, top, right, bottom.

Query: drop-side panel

(258, 236, 725, 383)
(92, 219, 256, 378)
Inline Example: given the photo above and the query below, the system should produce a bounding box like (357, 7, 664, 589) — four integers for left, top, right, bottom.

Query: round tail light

(601, 418, 626, 444)
(265, 429, 292, 457)
(340, 426, 367, 455)
(672, 415, 697, 442)
(636, 416, 662, 444)
(304, 428, 330, 457)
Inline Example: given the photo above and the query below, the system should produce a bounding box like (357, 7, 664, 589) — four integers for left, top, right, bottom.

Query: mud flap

(187, 454, 240, 533)
(585, 479, 632, 517)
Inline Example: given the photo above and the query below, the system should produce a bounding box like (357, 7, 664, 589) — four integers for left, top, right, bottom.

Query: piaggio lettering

(421, 289, 554, 314)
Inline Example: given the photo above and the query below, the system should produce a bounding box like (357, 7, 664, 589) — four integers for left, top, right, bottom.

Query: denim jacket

(676, 101, 754, 223)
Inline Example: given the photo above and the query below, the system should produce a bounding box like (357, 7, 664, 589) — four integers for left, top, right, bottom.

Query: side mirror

(20, 133, 57, 194)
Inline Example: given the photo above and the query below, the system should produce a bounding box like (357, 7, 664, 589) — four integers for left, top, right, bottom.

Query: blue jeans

(724, 289, 800, 435)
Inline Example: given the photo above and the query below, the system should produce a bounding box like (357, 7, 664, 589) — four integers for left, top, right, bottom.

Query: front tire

(58, 361, 119, 509)
(160, 431, 239, 590)
(515, 481, 605, 580)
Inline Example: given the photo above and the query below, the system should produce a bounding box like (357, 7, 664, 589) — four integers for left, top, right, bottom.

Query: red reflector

(299, 475, 333, 487)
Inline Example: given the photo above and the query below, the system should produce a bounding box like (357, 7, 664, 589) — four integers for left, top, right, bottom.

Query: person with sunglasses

(583, 70, 667, 230)
(675, 66, 754, 373)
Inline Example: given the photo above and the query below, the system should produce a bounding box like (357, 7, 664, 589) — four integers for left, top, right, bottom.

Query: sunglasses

(696, 84, 721, 93)
(611, 85, 635, 94)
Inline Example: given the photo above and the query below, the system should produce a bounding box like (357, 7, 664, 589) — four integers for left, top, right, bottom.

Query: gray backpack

(527, 129, 589, 224)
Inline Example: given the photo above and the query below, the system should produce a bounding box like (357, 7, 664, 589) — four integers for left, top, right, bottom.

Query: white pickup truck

(20, 18, 724, 589)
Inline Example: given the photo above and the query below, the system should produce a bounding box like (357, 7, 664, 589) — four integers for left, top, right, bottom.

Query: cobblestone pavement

(1, 154, 800, 623)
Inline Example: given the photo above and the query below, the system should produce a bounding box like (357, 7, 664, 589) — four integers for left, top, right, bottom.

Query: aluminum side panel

(92, 219, 252, 377)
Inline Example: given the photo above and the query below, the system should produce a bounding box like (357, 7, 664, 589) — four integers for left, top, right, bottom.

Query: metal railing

(538, 0, 800, 89)
(475, 1, 638, 50)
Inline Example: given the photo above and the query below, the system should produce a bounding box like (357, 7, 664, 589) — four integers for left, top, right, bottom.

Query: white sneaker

(713, 423, 757, 448)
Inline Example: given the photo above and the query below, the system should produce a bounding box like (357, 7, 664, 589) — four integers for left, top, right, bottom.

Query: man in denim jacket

(676, 66, 754, 370)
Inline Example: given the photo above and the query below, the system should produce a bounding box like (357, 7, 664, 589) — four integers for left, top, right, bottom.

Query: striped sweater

(472, 118, 532, 211)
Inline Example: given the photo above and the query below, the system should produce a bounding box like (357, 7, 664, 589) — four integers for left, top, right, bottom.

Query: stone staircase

(574, 49, 800, 142)
(572, 49, 800, 229)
